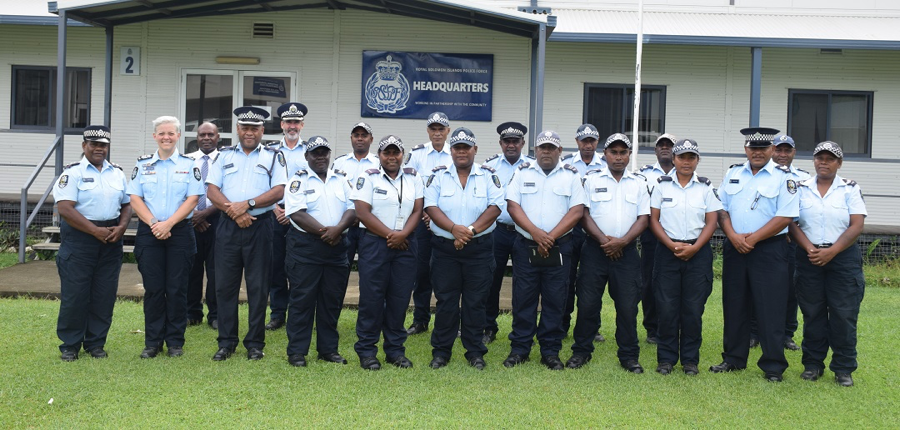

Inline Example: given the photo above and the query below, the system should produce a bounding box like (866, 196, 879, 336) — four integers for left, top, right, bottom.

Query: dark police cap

(306, 135, 331, 151)
(496, 122, 527, 138)
(535, 130, 562, 147)
(426, 112, 450, 127)
(673, 138, 700, 156)
(575, 124, 600, 141)
(773, 134, 795, 147)
(604, 133, 632, 149)
(351, 122, 373, 135)
(448, 127, 476, 146)
(378, 135, 404, 152)
(740, 127, 780, 147)
(813, 141, 843, 159)
(277, 102, 307, 121)
(234, 106, 270, 126)
(656, 133, 678, 146)
(83, 125, 111, 143)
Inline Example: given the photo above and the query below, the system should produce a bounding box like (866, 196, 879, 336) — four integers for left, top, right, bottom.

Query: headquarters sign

(361, 51, 493, 121)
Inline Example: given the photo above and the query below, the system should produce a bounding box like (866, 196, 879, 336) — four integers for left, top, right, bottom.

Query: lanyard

(384, 172, 404, 208)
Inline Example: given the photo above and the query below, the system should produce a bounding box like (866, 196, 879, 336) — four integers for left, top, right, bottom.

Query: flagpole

(631, 0, 644, 172)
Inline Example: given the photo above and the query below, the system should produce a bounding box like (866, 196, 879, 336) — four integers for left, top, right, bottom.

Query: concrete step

(42, 226, 138, 236)
(33, 242, 135, 253)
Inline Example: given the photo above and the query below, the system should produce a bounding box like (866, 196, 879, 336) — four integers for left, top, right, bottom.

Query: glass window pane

(186, 74, 234, 134)
(830, 95, 868, 155)
(242, 76, 291, 135)
(13, 68, 51, 127)
(66, 69, 90, 129)
(585, 87, 623, 148)
(789, 93, 828, 152)
(625, 89, 663, 147)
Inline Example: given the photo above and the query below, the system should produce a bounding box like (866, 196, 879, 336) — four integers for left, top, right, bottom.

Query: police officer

(351, 135, 424, 370)
(424, 127, 503, 370)
(562, 124, 607, 342)
(332, 122, 379, 267)
(187, 122, 220, 329)
(482, 121, 532, 345)
(567, 133, 649, 373)
(266, 102, 308, 331)
(648, 139, 722, 375)
(638, 133, 677, 345)
(127, 116, 203, 358)
(747, 133, 811, 350)
(404, 112, 453, 335)
(712, 127, 799, 382)
(283, 136, 357, 367)
(54, 125, 131, 361)
(789, 141, 866, 387)
(503, 130, 585, 370)
(206, 106, 288, 361)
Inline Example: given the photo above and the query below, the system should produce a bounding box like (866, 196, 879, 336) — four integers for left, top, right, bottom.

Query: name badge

(175, 171, 189, 175)
(304, 189, 315, 195)
(375, 188, 388, 195)
(223, 163, 234, 169)
(524, 182, 535, 187)
(729, 179, 739, 184)
(662, 197, 673, 202)
(83, 177, 94, 183)
(595, 188, 607, 193)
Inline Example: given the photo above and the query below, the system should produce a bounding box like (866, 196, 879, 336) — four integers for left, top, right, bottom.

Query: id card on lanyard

(387, 173, 407, 230)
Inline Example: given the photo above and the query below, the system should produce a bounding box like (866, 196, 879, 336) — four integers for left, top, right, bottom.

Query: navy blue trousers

(345, 224, 362, 266)
(640, 230, 659, 338)
(285, 230, 350, 356)
(795, 243, 865, 374)
(187, 213, 218, 322)
(750, 242, 800, 341)
(509, 234, 572, 357)
(410, 220, 434, 326)
(486, 224, 517, 333)
(56, 219, 123, 352)
(268, 216, 290, 322)
(135, 219, 196, 348)
(354, 231, 418, 358)
(563, 226, 585, 332)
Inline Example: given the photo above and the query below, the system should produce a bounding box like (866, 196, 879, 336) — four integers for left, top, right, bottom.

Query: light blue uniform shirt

(482, 152, 533, 225)
(561, 151, 606, 177)
(404, 141, 452, 186)
(269, 139, 306, 204)
(789, 164, 812, 182)
(424, 163, 504, 240)
(718, 160, 800, 235)
(505, 161, 586, 240)
(126, 149, 204, 221)
(332, 152, 380, 183)
(284, 168, 354, 233)
(584, 168, 651, 238)
(53, 156, 129, 220)
(350, 167, 424, 231)
(187, 149, 218, 210)
(206, 144, 289, 216)
(639, 162, 674, 195)
(650, 174, 723, 241)
(797, 175, 867, 245)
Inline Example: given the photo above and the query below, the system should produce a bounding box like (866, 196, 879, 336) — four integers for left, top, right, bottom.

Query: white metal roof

(549, 9, 900, 49)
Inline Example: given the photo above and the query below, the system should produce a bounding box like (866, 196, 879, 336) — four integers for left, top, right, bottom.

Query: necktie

(198, 155, 209, 210)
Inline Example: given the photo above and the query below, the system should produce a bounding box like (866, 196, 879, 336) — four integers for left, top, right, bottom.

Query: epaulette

(561, 153, 575, 161)
(657, 176, 673, 183)
(517, 162, 531, 170)
(266, 141, 280, 147)
(640, 164, 654, 171)
(481, 165, 496, 173)
(365, 168, 380, 175)
(333, 169, 347, 176)
(796, 168, 809, 174)
(403, 167, 417, 175)
(411, 144, 426, 151)
(842, 178, 858, 187)
(263, 146, 281, 153)
(335, 153, 350, 160)
(294, 170, 308, 177)
(775, 164, 790, 173)
(63, 162, 79, 169)
(524, 154, 536, 160)
(585, 168, 603, 175)
(697, 176, 711, 186)
(220, 146, 236, 152)
(110, 162, 123, 170)
(432, 165, 447, 173)
(729, 163, 742, 169)
(484, 154, 500, 163)
(633, 172, 647, 180)
(137, 154, 153, 161)
(177, 153, 193, 160)
(563, 164, 578, 174)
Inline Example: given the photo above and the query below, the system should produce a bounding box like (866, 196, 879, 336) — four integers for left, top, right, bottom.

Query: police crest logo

(492, 174, 501, 188)
(404, 153, 412, 164)
(193, 167, 201, 181)
(277, 152, 286, 167)
(58, 175, 69, 188)
(426, 175, 435, 187)
(356, 177, 365, 190)
(131, 167, 138, 180)
(786, 179, 798, 194)
(364, 55, 410, 114)
(289, 180, 301, 194)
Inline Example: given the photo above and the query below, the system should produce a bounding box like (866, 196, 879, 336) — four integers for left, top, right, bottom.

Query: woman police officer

(127, 116, 203, 359)
(53, 125, 131, 361)
(789, 141, 867, 387)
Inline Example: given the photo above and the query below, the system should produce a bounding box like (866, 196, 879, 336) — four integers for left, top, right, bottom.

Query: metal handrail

(19, 136, 63, 263)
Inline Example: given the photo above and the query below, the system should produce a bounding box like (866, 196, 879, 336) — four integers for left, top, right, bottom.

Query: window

(788, 90, 872, 156)
(583, 84, 666, 148)
(11, 66, 91, 131)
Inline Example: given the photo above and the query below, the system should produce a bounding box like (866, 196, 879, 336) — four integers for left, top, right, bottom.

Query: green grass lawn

(1, 280, 898, 427)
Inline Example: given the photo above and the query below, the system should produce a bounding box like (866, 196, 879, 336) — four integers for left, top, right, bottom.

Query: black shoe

(835, 373, 854, 387)
(318, 352, 348, 364)
(87, 347, 107, 359)
(683, 363, 699, 375)
(656, 363, 674, 375)
(208, 320, 218, 330)
(60, 349, 79, 362)
(386, 355, 413, 369)
(406, 323, 428, 335)
(621, 360, 644, 374)
(482, 329, 497, 345)
(749, 337, 760, 348)
(265, 319, 285, 331)
(594, 332, 606, 343)
(187, 319, 203, 326)
(430, 356, 449, 369)
(247, 348, 265, 360)
(503, 353, 529, 368)
(360, 356, 382, 370)
(212, 347, 234, 361)
(540, 355, 564, 370)
(288, 354, 307, 367)
(801, 368, 824, 381)
(167, 346, 183, 357)
(468, 356, 486, 370)
(140, 347, 160, 359)
(566, 354, 592, 369)
(709, 361, 743, 373)
(784, 338, 800, 351)
(764, 372, 783, 382)
(646, 336, 659, 345)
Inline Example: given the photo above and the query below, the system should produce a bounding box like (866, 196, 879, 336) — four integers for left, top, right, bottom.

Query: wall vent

(820, 48, 843, 55)
(253, 22, 274, 39)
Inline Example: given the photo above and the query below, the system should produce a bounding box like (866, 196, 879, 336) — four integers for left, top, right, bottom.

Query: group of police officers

(53, 104, 867, 386)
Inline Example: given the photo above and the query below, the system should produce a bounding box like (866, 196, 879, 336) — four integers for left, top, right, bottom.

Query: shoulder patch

(333, 169, 347, 176)
(697, 176, 711, 186)
(356, 177, 365, 190)
(63, 162, 80, 170)
(729, 163, 743, 169)
(517, 162, 531, 170)
(137, 154, 153, 161)
(131, 166, 138, 180)
(426, 175, 435, 188)
(411, 144, 426, 151)
(484, 154, 500, 163)
(276, 152, 286, 167)
(403, 167, 417, 175)
(57, 174, 69, 188)
(786, 179, 798, 194)
(432, 165, 447, 173)
(585, 168, 603, 176)
(657, 176, 673, 183)
(842, 178, 858, 187)
(365, 168, 380, 175)
(775, 164, 790, 173)
(491, 174, 501, 188)
(481, 165, 496, 173)
(193, 167, 202, 181)
(563, 164, 578, 174)
(640, 164, 653, 171)
(289, 179, 301, 194)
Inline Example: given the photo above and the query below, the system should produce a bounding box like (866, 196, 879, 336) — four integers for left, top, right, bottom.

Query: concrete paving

(0, 260, 514, 310)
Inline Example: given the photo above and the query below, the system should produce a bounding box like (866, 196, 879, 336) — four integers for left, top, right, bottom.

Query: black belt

(757, 233, 787, 246)
(497, 222, 517, 231)
(435, 234, 491, 245)
(90, 219, 119, 227)
(670, 238, 697, 245)
(814, 243, 833, 249)
(519, 233, 572, 245)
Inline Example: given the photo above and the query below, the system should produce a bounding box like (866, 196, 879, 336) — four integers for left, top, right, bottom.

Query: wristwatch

(149, 217, 158, 226)
(467, 225, 476, 235)
(248, 199, 256, 209)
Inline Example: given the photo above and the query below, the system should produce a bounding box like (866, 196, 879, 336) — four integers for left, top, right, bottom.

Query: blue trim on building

(0, 16, 89, 26)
